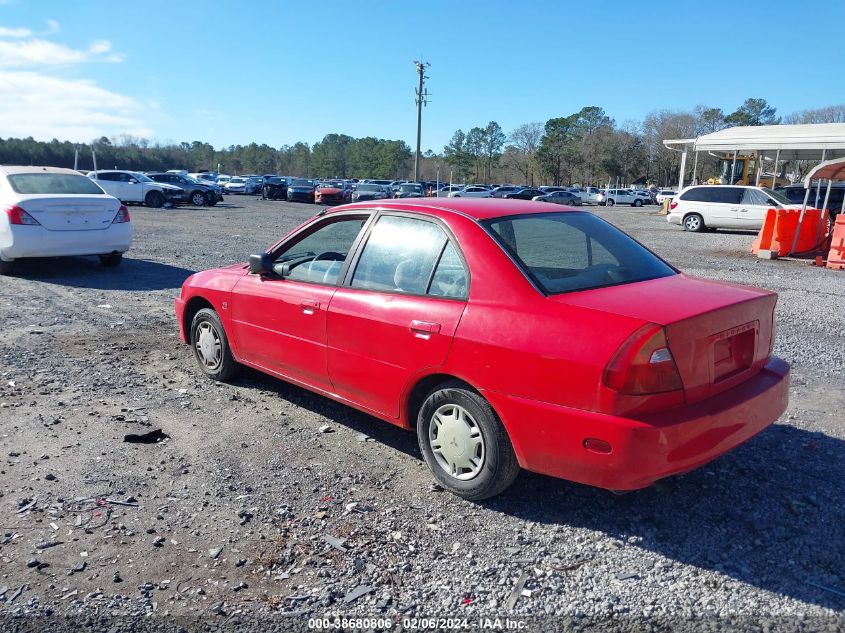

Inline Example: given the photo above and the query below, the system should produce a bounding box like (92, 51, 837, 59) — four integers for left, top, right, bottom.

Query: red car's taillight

(5, 204, 41, 225)
(669, 200, 679, 210)
(604, 324, 683, 395)
(112, 204, 131, 224)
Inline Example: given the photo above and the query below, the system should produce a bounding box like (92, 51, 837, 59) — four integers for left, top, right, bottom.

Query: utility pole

(413, 60, 430, 182)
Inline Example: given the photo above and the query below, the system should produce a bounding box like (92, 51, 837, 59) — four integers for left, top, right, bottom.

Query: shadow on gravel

(484, 423, 845, 611)
(232, 368, 420, 454)
(12, 256, 195, 290)
(223, 369, 844, 611)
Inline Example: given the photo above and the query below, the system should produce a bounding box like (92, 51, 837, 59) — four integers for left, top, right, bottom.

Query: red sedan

(174, 199, 789, 500)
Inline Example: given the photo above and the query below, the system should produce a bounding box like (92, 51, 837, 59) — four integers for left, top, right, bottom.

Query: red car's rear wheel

(417, 381, 519, 500)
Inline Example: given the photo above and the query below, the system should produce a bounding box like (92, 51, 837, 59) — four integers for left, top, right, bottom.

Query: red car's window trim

(339, 210, 471, 302)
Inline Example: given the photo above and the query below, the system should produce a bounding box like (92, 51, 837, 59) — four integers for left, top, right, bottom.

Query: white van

(667, 185, 798, 232)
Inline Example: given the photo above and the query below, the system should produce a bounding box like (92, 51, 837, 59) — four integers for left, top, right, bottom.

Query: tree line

(0, 134, 412, 180)
(1, 100, 843, 186)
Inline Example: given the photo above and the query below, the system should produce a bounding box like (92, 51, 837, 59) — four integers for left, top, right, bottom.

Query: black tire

(99, 252, 123, 267)
(683, 213, 706, 232)
(144, 191, 165, 208)
(606, 198, 615, 207)
(417, 381, 520, 500)
(189, 308, 240, 381)
(633, 199, 643, 207)
(0, 259, 15, 275)
(190, 191, 208, 206)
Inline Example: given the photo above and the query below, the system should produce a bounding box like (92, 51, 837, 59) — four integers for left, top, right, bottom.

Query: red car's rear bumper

(483, 357, 789, 490)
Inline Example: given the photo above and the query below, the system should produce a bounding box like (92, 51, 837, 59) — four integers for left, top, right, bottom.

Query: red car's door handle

(300, 300, 320, 315)
(410, 320, 441, 339)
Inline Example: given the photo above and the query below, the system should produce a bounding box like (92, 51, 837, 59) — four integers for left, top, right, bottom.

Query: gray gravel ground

(0, 196, 843, 633)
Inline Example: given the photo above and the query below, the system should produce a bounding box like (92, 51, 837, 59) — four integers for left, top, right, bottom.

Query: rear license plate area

(712, 322, 757, 383)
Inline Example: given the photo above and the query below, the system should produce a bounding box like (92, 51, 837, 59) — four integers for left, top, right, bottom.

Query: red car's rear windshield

(482, 211, 676, 294)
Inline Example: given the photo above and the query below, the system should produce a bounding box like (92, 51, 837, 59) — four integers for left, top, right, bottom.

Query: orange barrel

(771, 209, 800, 256)
(751, 208, 777, 254)
(826, 214, 845, 270)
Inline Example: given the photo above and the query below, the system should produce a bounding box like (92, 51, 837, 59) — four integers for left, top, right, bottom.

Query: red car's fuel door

(327, 214, 469, 419)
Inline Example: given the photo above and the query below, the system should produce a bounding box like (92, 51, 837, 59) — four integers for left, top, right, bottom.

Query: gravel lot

(1, 195, 843, 632)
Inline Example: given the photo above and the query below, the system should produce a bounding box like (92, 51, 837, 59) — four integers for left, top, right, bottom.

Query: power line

(413, 60, 430, 182)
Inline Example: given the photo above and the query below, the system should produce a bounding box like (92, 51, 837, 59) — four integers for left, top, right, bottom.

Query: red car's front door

(326, 214, 469, 419)
(229, 215, 370, 390)
(231, 275, 337, 389)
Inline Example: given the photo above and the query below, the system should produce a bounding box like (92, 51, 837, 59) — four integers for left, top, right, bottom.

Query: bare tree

(784, 105, 845, 124)
(506, 122, 543, 185)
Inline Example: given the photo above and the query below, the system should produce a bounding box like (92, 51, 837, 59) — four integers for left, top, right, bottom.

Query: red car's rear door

(326, 214, 469, 419)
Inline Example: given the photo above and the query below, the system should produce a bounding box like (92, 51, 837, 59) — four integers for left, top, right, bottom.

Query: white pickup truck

(88, 170, 181, 208)
(568, 186, 601, 204)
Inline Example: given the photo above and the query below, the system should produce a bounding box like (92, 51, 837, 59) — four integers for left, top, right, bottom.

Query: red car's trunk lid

(553, 274, 777, 403)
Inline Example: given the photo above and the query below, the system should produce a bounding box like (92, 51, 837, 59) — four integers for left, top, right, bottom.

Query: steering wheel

(305, 251, 345, 283)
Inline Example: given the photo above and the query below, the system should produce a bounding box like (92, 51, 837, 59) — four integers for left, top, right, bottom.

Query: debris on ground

(123, 429, 170, 444)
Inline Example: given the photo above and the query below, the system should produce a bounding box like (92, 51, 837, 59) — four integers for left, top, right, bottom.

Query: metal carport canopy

(803, 156, 845, 186)
(664, 123, 845, 160)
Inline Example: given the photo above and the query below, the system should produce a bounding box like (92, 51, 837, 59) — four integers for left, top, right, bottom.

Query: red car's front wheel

(190, 308, 240, 381)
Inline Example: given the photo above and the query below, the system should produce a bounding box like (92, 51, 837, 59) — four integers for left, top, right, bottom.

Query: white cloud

(0, 26, 31, 38)
(88, 39, 111, 54)
(0, 71, 152, 142)
(45, 19, 60, 34)
(0, 37, 123, 67)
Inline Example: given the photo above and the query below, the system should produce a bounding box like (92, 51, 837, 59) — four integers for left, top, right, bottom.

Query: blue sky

(1, 0, 844, 152)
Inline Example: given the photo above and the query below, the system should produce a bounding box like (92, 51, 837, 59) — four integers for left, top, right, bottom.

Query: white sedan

(448, 185, 492, 198)
(0, 166, 132, 275)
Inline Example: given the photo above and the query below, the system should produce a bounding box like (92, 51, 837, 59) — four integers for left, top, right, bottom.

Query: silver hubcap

(429, 404, 485, 481)
(195, 321, 222, 369)
(193, 193, 205, 205)
(686, 216, 700, 230)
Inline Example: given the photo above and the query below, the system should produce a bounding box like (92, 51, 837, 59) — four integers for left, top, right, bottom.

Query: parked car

(87, 170, 181, 208)
(436, 185, 463, 196)
(174, 198, 789, 500)
(539, 186, 568, 193)
(656, 189, 677, 204)
(597, 189, 640, 207)
(533, 190, 582, 205)
(489, 186, 521, 198)
(287, 178, 317, 203)
(778, 183, 844, 220)
(224, 177, 248, 195)
(262, 176, 289, 200)
(569, 187, 601, 204)
(394, 183, 425, 198)
(351, 183, 390, 202)
(632, 190, 655, 205)
(503, 188, 546, 200)
(147, 173, 221, 206)
(449, 185, 492, 198)
(216, 175, 232, 188)
(1, 166, 132, 274)
(315, 180, 353, 205)
(189, 172, 219, 187)
(667, 185, 799, 232)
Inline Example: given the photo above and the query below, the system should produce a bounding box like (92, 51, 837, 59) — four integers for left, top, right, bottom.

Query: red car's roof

(327, 197, 577, 221)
